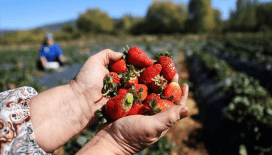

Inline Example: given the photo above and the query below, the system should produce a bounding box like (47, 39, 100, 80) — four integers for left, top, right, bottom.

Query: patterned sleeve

(0, 86, 51, 155)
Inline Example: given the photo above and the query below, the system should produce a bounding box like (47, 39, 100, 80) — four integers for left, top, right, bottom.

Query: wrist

(30, 84, 93, 152)
(76, 132, 129, 155)
(68, 80, 101, 126)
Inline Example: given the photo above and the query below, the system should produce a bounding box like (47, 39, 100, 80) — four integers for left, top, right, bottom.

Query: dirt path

(165, 52, 209, 155)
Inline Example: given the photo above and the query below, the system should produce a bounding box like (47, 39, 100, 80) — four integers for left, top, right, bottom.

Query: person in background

(38, 33, 67, 70)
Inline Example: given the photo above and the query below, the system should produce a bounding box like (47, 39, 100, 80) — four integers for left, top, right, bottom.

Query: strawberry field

(1, 35, 272, 155)
(185, 36, 272, 155)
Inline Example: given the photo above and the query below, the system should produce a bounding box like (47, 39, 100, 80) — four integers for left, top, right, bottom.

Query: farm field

(1, 35, 272, 155)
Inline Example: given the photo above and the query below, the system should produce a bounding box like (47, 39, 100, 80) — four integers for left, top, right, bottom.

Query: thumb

(154, 105, 189, 132)
(96, 49, 123, 66)
(153, 83, 189, 132)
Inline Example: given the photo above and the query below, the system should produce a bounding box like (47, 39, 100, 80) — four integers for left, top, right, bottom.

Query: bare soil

(165, 51, 209, 155)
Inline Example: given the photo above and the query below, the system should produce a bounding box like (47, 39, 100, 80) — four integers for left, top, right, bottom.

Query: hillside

(0, 17, 121, 36)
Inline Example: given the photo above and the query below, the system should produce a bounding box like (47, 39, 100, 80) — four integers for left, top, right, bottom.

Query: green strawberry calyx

(155, 51, 173, 60)
(96, 109, 108, 125)
(102, 74, 120, 97)
(151, 75, 168, 93)
(148, 98, 162, 114)
(161, 95, 179, 105)
(121, 65, 137, 87)
(128, 84, 143, 104)
(123, 44, 130, 60)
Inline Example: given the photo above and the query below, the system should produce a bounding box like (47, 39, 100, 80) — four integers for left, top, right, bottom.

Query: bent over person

(38, 33, 67, 70)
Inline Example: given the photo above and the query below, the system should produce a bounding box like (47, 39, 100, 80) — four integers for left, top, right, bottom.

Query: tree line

(76, 0, 220, 35)
(228, 0, 272, 32)
(1, 0, 272, 45)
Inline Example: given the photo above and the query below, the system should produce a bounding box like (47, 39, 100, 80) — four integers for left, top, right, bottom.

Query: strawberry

(163, 82, 182, 104)
(118, 88, 128, 95)
(139, 64, 162, 85)
(121, 76, 138, 88)
(108, 72, 120, 84)
(105, 93, 134, 120)
(124, 45, 153, 68)
(109, 59, 127, 73)
(134, 84, 148, 101)
(156, 52, 176, 81)
(127, 103, 150, 116)
(150, 75, 167, 93)
(102, 72, 120, 97)
(126, 76, 138, 88)
(149, 98, 176, 114)
(143, 93, 161, 107)
(120, 65, 138, 88)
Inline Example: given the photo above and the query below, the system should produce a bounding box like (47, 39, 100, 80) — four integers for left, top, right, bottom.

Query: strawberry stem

(102, 89, 110, 96)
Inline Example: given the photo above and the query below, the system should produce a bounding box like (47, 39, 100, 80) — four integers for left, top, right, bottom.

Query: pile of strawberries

(96, 45, 182, 124)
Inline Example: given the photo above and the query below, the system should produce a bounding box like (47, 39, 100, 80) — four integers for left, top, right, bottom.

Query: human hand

(76, 77, 189, 155)
(60, 55, 68, 62)
(72, 49, 124, 125)
(29, 49, 123, 152)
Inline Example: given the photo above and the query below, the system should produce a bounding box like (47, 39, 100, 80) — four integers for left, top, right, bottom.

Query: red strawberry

(118, 88, 128, 95)
(103, 72, 120, 97)
(121, 76, 138, 88)
(139, 64, 162, 85)
(157, 52, 176, 81)
(127, 103, 150, 116)
(109, 59, 127, 73)
(134, 84, 148, 101)
(108, 72, 120, 84)
(124, 46, 153, 68)
(163, 82, 182, 104)
(105, 93, 134, 120)
(150, 75, 167, 93)
(120, 65, 138, 88)
(143, 93, 161, 107)
(149, 98, 176, 114)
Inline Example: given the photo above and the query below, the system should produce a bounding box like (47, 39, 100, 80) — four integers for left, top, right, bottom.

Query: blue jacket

(40, 43, 63, 62)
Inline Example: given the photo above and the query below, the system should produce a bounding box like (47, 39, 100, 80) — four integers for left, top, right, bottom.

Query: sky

(1, 0, 271, 30)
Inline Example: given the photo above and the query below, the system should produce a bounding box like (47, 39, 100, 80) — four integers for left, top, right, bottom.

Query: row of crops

(185, 38, 272, 155)
(206, 38, 272, 92)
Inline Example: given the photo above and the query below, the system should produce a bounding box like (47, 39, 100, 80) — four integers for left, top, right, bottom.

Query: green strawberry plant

(186, 40, 272, 155)
(143, 136, 178, 155)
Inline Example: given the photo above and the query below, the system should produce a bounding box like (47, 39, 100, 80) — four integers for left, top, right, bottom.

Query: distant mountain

(36, 19, 77, 32)
(0, 29, 15, 36)
(36, 18, 120, 33)
(0, 17, 121, 36)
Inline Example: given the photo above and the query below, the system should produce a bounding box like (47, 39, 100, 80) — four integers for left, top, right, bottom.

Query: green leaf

(239, 144, 247, 155)
(96, 112, 103, 117)
(100, 118, 107, 124)
(96, 109, 102, 112)
(152, 99, 158, 108)
(76, 136, 88, 147)
(106, 75, 110, 81)
(169, 95, 175, 102)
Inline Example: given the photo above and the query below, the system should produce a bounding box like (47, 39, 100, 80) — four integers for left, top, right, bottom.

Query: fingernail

(180, 109, 188, 119)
